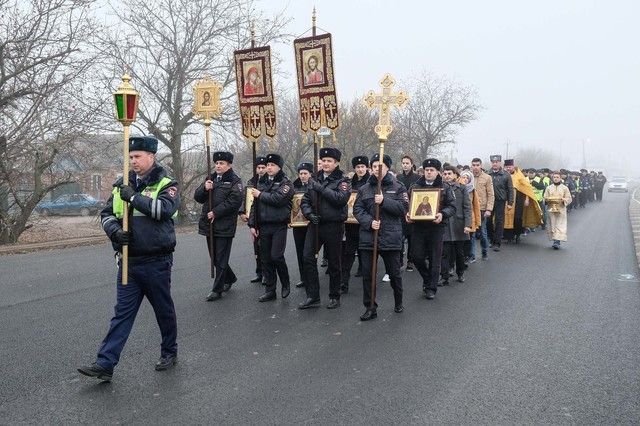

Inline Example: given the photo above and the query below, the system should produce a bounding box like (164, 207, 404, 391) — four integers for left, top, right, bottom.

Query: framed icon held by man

(345, 191, 358, 224)
(408, 188, 441, 221)
(290, 192, 308, 227)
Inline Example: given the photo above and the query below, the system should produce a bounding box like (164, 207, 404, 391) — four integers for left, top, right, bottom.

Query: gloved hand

(308, 213, 321, 225)
(308, 180, 321, 192)
(119, 185, 136, 201)
(111, 230, 131, 245)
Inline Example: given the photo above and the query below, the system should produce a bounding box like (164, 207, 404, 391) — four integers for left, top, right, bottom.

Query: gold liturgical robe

(544, 183, 572, 241)
(504, 168, 543, 229)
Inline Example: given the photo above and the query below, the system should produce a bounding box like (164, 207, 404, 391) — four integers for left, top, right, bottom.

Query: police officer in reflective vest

(78, 136, 180, 381)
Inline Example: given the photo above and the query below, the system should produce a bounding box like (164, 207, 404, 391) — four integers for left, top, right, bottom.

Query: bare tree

(0, 0, 98, 243)
(395, 72, 482, 161)
(94, 0, 289, 217)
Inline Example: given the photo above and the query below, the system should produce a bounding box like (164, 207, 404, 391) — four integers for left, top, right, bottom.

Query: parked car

(608, 177, 628, 193)
(36, 194, 106, 216)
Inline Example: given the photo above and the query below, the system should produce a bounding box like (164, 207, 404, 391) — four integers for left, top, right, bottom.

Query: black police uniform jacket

(194, 168, 243, 238)
(101, 163, 180, 257)
(301, 168, 351, 222)
(408, 174, 457, 229)
(353, 173, 408, 251)
(489, 168, 514, 203)
(248, 170, 294, 227)
(293, 177, 309, 192)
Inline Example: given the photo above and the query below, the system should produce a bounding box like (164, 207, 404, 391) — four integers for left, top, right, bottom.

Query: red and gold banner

(234, 46, 276, 141)
(293, 33, 339, 133)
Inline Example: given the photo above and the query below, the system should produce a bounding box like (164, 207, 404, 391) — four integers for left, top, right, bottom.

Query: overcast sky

(262, 0, 639, 173)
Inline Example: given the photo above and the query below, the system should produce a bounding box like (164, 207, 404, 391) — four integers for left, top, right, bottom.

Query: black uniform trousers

(361, 249, 402, 308)
(411, 225, 445, 292)
(97, 255, 177, 372)
(206, 235, 237, 293)
(303, 222, 343, 300)
(488, 200, 506, 246)
(595, 186, 604, 201)
(341, 224, 360, 287)
(442, 241, 466, 278)
(259, 223, 290, 294)
(293, 226, 307, 282)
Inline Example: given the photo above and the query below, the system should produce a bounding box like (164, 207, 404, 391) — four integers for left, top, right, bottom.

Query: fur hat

(255, 156, 267, 166)
(129, 136, 158, 153)
(265, 153, 284, 168)
(351, 156, 369, 168)
(490, 155, 502, 162)
(422, 158, 442, 171)
(370, 153, 392, 169)
(297, 162, 313, 173)
(504, 159, 515, 166)
(212, 151, 233, 163)
(319, 147, 341, 161)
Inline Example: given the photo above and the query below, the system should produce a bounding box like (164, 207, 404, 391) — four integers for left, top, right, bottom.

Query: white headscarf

(460, 170, 474, 194)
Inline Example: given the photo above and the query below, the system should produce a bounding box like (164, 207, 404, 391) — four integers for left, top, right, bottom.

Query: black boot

(281, 284, 290, 299)
(259, 292, 277, 302)
(78, 363, 112, 381)
(155, 355, 177, 371)
(250, 275, 263, 283)
(298, 298, 320, 309)
(206, 291, 222, 301)
(360, 309, 377, 321)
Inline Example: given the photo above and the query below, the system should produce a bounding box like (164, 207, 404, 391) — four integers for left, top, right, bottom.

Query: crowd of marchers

(77, 136, 607, 381)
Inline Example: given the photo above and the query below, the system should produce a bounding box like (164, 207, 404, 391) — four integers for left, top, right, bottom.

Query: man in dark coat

(292, 162, 313, 288)
(239, 156, 268, 283)
(594, 171, 607, 201)
(340, 155, 369, 294)
(354, 154, 408, 321)
(397, 155, 420, 271)
(194, 151, 243, 301)
(407, 158, 456, 300)
(441, 165, 472, 285)
(248, 153, 294, 302)
(298, 147, 351, 310)
(488, 154, 514, 251)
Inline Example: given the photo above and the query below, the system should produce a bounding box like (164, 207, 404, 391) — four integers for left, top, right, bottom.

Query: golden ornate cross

(363, 73, 408, 141)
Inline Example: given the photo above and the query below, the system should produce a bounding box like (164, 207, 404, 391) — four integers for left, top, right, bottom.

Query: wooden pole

(313, 133, 320, 259)
(121, 124, 130, 285)
(205, 120, 215, 278)
(369, 140, 385, 310)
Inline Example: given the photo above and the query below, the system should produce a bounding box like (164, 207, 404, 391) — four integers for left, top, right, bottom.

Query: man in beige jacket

(471, 158, 495, 260)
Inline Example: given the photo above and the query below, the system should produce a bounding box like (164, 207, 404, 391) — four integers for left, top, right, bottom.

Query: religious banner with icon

(290, 192, 309, 227)
(293, 33, 339, 135)
(234, 45, 276, 140)
(345, 191, 358, 224)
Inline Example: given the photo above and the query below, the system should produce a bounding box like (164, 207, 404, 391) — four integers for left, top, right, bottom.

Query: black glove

(308, 213, 321, 225)
(119, 185, 136, 201)
(111, 230, 131, 245)
(308, 180, 321, 192)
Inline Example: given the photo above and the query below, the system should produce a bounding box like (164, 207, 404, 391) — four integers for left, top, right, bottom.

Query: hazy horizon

(260, 0, 639, 175)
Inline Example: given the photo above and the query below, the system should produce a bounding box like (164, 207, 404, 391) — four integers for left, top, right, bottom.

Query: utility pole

(582, 139, 588, 169)
(506, 138, 510, 159)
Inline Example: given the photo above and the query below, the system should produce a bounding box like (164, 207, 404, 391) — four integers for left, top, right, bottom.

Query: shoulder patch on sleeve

(340, 182, 349, 191)
(283, 185, 290, 193)
(168, 187, 178, 198)
(403, 192, 409, 201)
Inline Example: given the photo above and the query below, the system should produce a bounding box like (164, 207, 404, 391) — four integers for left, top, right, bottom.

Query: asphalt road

(1, 191, 639, 424)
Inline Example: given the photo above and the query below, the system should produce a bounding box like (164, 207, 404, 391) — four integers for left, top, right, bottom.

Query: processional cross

(362, 73, 408, 311)
(364, 73, 408, 141)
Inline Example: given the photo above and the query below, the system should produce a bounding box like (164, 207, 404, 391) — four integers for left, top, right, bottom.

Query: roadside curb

(0, 226, 198, 256)
(0, 236, 106, 255)
(629, 186, 640, 267)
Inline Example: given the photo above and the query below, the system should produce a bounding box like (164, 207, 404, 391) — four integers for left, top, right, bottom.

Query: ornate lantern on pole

(113, 73, 139, 284)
